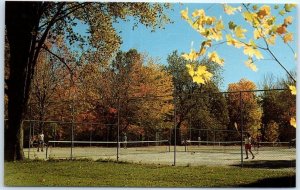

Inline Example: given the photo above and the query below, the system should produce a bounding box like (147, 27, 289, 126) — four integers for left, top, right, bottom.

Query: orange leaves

(228, 79, 257, 96)
(276, 24, 287, 34)
(257, 5, 271, 19)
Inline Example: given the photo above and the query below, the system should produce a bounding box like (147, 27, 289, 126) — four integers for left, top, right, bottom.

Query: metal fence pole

(173, 100, 176, 166)
(117, 98, 120, 162)
(71, 103, 74, 160)
(28, 105, 32, 159)
(240, 91, 244, 167)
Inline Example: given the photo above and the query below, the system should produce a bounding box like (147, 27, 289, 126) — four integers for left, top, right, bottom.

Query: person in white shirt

(244, 132, 255, 159)
(123, 133, 127, 149)
(37, 131, 45, 152)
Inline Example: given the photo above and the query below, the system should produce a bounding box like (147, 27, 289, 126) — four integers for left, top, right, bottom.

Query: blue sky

(113, 3, 297, 90)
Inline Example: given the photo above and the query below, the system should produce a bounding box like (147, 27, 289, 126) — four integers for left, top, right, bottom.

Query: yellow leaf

(186, 64, 213, 84)
(208, 51, 224, 65)
(257, 5, 271, 19)
(205, 16, 216, 25)
(181, 8, 189, 20)
(253, 29, 263, 39)
(289, 85, 296, 95)
(244, 58, 258, 72)
(199, 40, 211, 56)
(265, 16, 276, 26)
(192, 75, 205, 84)
(267, 35, 276, 45)
(243, 41, 263, 59)
(202, 40, 212, 48)
(199, 46, 206, 56)
(186, 63, 196, 77)
(223, 4, 242, 15)
(243, 12, 259, 27)
(192, 9, 205, 18)
(216, 20, 224, 31)
(234, 26, 247, 39)
(182, 49, 199, 61)
(290, 117, 296, 128)
(195, 65, 213, 84)
(226, 34, 244, 48)
(206, 28, 222, 41)
(283, 33, 293, 43)
(284, 16, 293, 25)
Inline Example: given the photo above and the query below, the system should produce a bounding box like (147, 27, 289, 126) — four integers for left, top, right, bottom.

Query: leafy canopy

(180, 3, 296, 89)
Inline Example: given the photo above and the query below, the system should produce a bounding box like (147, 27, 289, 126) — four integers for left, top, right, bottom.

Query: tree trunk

(5, 2, 41, 161)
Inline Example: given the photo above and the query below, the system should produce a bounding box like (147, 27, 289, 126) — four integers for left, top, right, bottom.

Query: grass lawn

(4, 160, 295, 187)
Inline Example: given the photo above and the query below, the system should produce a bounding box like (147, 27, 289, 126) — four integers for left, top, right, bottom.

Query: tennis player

(244, 132, 255, 159)
(37, 131, 45, 152)
(123, 133, 127, 149)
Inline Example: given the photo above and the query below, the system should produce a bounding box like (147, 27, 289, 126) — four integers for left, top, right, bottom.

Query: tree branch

(32, 3, 66, 69)
(38, 2, 90, 30)
(42, 45, 72, 75)
(242, 3, 296, 82)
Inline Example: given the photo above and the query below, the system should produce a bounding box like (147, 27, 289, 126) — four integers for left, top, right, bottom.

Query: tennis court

(24, 140, 296, 168)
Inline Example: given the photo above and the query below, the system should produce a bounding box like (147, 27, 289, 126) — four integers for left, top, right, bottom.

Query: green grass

(4, 160, 295, 187)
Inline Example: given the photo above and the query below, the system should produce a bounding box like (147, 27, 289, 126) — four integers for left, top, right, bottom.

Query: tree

(105, 49, 174, 141)
(179, 3, 297, 134)
(166, 51, 228, 144)
(5, 2, 171, 161)
(260, 73, 296, 142)
(265, 121, 279, 142)
(227, 79, 262, 139)
(29, 50, 68, 130)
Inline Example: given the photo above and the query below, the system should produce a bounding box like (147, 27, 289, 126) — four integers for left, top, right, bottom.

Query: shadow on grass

(239, 175, 296, 187)
(232, 160, 296, 169)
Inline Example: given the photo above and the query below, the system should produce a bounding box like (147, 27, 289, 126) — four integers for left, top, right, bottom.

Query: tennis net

(46, 140, 170, 159)
(184, 140, 242, 154)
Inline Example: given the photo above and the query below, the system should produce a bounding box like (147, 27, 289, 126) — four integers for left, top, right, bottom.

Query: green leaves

(284, 4, 296, 12)
(228, 21, 237, 30)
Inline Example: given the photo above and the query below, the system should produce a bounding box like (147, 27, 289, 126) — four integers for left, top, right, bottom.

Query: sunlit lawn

(4, 160, 295, 187)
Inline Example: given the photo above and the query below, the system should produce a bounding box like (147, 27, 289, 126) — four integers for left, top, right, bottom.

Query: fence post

(117, 98, 120, 162)
(28, 105, 32, 159)
(240, 91, 244, 167)
(173, 99, 176, 166)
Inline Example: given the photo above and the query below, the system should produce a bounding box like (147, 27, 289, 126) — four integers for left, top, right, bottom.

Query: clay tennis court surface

(24, 144, 296, 169)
